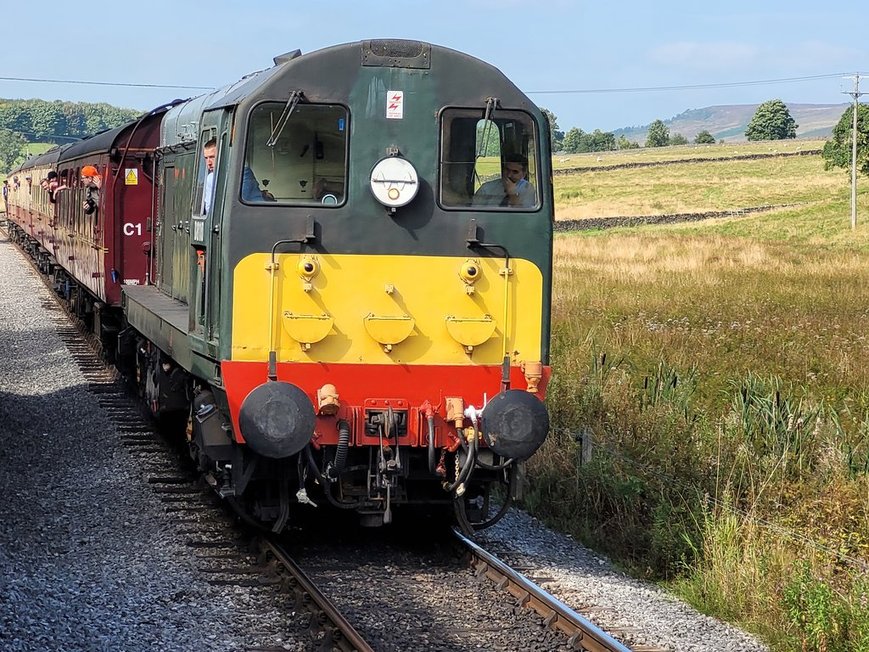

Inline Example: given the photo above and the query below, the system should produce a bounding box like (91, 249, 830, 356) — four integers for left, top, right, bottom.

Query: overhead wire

(1, 72, 864, 96)
(0, 75, 213, 91)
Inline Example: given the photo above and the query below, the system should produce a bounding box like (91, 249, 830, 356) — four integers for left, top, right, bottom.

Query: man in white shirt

(201, 138, 217, 215)
(473, 153, 536, 208)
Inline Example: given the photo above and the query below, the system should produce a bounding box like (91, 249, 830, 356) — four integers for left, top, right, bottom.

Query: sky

(1, 0, 865, 134)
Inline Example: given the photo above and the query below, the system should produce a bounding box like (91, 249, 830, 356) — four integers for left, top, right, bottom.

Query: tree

(540, 107, 564, 152)
(645, 119, 669, 148)
(821, 103, 869, 176)
(0, 128, 27, 173)
(617, 135, 639, 150)
(476, 121, 500, 156)
(26, 100, 65, 141)
(619, 136, 639, 149)
(562, 127, 584, 154)
(0, 99, 139, 143)
(745, 99, 798, 141)
(670, 133, 688, 146)
(588, 129, 616, 152)
(694, 130, 716, 144)
(0, 103, 32, 137)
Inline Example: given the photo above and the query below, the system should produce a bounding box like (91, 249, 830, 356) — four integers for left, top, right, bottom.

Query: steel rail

(261, 537, 374, 652)
(454, 529, 639, 652)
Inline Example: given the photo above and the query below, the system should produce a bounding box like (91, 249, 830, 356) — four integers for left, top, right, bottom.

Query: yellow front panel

(232, 253, 544, 365)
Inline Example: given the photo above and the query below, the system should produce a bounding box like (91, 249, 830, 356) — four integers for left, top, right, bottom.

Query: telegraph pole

(845, 74, 864, 230)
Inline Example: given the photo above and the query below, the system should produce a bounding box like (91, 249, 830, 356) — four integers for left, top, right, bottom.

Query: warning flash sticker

(386, 91, 404, 119)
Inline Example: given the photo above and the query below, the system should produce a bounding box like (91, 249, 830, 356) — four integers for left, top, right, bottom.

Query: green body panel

(347, 66, 437, 207)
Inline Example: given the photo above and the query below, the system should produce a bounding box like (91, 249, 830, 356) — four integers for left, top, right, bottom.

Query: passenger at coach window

(81, 165, 100, 215)
(82, 165, 101, 190)
(39, 175, 51, 198)
(472, 153, 535, 208)
(2, 180, 8, 210)
(40, 171, 62, 203)
(52, 171, 69, 199)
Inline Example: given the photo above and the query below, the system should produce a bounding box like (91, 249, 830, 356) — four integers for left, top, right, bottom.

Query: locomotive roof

(226, 39, 529, 108)
(160, 39, 535, 148)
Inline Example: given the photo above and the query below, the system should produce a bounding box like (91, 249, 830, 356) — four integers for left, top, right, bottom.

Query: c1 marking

(123, 223, 142, 236)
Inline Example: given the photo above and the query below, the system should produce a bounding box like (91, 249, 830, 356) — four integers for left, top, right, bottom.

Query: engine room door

(157, 164, 177, 294)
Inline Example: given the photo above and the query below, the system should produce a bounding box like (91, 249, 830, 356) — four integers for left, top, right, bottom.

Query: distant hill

(614, 103, 848, 144)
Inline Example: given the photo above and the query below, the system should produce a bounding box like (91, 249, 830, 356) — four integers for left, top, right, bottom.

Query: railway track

(286, 522, 653, 651)
(258, 538, 372, 651)
(454, 531, 643, 652)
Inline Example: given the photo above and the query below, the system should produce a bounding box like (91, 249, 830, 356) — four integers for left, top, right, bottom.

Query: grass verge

(526, 158, 869, 650)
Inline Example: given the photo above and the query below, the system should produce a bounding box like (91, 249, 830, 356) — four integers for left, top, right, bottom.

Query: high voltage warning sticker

(125, 169, 138, 185)
(386, 90, 403, 119)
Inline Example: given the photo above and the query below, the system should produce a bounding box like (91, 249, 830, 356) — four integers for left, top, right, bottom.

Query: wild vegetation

(525, 140, 869, 651)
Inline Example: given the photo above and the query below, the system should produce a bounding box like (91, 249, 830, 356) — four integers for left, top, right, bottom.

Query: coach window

(74, 167, 84, 238)
(439, 108, 540, 210)
(55, 170, 71, 229)
(244, 103, 348, 206)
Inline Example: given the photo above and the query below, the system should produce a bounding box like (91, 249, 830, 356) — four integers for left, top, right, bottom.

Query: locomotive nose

(238, 381, 315, 458)
(481, 390, 549, 460)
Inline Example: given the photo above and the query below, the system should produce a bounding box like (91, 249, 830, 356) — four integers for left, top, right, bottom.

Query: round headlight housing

(369, 156, 419, 209)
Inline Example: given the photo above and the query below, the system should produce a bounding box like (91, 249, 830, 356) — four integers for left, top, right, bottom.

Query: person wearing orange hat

(81, 164, 101, 215)
(81, 165, 101, 188)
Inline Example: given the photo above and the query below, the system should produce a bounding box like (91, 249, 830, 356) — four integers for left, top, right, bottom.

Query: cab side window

(194, 128, 218, 216)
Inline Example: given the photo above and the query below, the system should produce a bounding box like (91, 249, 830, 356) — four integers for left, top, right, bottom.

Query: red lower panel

(221, 361, 551, 446)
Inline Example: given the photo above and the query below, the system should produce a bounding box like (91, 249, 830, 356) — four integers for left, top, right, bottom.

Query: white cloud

(775, 40, 859, 67)
(648, 41, 761, 71)
(647, 39, 863, 75)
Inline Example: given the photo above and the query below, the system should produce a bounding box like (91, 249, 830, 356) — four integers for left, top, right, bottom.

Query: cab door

(157, 162, 178, 295)
(190, 110, 231, 350)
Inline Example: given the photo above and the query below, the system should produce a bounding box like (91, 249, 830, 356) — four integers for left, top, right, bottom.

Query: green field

(554, 139, 825, 170)
(527, 141, 869, 651)
(556, 148, 843, 220)
(21, 142, 56, 158)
